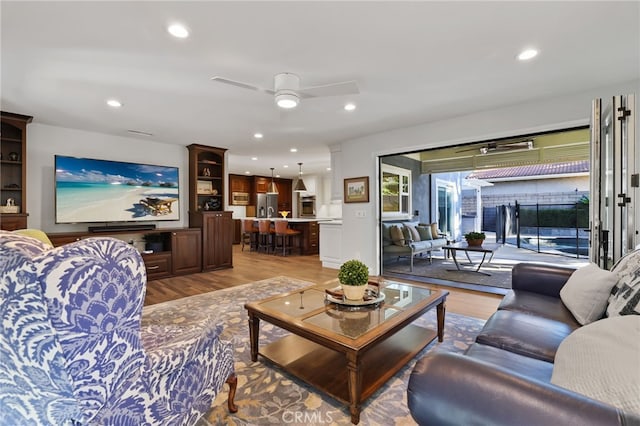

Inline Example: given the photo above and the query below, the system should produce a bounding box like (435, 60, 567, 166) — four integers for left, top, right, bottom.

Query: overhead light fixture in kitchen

(267, 167, 279, 194)
(294, 162, 307, 192)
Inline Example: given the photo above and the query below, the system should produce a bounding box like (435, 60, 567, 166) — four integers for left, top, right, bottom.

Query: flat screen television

(55, 155, 180, 224)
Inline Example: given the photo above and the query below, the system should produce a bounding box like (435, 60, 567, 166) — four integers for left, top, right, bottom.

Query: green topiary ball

(338, 259, 369, 286)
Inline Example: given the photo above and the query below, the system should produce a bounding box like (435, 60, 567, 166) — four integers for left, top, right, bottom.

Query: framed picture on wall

(344, 176, 369, 203)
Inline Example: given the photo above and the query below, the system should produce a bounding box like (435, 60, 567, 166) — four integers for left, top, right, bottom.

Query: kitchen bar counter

(244, 217, 333, 223)
(243, 217, 323, 255)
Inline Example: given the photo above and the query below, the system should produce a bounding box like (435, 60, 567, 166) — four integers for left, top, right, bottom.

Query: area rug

(384, 256, 513, 289)
(144, 276, 485, 426)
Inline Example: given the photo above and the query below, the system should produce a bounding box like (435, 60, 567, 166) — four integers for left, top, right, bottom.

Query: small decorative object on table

(464, 231, 486, 247)
(338, 259, 370, 300)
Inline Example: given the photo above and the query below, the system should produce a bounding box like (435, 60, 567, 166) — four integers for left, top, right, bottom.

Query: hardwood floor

(145, 244, 503, 320)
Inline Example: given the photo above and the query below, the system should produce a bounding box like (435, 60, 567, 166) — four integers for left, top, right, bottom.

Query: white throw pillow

(551, 315, 640, 415)
(560, 263, 619, 325)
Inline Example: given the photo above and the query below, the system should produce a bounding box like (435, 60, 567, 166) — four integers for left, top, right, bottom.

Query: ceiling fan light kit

(275, 92, 299, 109)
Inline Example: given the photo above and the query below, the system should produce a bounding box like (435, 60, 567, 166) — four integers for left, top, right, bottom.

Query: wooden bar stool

(258, 219, 274, 253)
(273, 220, 301, 256)
(241, 219, 258, 251)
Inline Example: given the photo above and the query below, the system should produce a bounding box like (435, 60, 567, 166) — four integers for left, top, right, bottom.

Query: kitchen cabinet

(229, 174, 252, 205)
(275, 178, 292, 212)
(254, 176, 269, 193)
(289, 220, 319, 255)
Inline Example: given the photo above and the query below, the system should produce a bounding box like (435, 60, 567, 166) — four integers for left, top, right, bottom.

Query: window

(382, 164, 411, 218)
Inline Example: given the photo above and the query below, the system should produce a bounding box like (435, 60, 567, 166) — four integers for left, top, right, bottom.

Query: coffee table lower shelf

(258, 323, 437, 418)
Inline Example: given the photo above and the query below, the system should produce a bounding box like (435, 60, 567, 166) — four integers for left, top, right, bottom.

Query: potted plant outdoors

(464, 231, 486, 247)
(338, 259, 370, 301)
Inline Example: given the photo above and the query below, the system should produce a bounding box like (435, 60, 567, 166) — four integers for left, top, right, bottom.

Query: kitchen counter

(244, 217, 334, 223)
(243, 217, 321, 255)
(319, 220, 342, 269)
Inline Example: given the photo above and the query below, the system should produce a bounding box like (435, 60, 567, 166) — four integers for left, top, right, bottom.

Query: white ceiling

(1, 1, 639, 179)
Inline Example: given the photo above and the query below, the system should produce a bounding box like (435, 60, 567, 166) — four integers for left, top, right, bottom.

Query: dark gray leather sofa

(407, 263, 640, 426)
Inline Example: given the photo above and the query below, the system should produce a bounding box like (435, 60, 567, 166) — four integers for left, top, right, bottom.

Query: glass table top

(256, 280, 435, 339)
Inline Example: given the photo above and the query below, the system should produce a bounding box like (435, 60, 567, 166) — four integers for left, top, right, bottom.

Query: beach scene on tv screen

(55, 156, 179, 223)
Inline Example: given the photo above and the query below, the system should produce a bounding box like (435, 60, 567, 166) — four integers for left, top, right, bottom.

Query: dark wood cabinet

(275, 178, 293, 212)
(187, 144, 232, 271)
(232, 218, 242, 244)
(143, 252, 172, 280)
(229, 174, 252, 205)
(48, 228, 202, 279)
(1, 111, 32, 231)
(254, 176, 269, 194)
(171, 228, 202, 275)
(190, 211, 233, 270)
(230, 174, 252, 193)
(290, 221, 319, 255)
(187, 144, 226, 212)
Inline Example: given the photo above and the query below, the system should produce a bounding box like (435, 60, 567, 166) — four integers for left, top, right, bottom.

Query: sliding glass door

(590, 95, 637, 268)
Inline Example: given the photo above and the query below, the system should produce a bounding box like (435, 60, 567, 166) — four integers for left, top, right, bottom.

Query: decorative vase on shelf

(464, 232, 486, 247)
(338, 259, 369, 301)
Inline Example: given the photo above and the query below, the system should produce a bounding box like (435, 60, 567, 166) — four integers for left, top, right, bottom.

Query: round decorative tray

(325, 285, 386, 307)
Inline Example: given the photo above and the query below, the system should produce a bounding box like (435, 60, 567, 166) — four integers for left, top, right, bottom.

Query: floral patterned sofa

(0, 231, 237, 425)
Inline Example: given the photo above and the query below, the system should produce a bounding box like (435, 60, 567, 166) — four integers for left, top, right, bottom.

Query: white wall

(27, 123, 189, 232)
(337, 80, 640, 274)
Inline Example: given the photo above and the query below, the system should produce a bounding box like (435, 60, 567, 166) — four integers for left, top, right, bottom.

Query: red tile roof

(466, 160, 589, 180)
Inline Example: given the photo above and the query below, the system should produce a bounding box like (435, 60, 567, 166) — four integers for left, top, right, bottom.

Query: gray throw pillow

(559, 263, 619, 325)
(404, 224, 421, 242)
(416, 225, 433, 240)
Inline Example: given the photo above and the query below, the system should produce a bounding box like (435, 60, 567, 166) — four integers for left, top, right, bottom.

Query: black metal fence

(484, 202, 589, 258)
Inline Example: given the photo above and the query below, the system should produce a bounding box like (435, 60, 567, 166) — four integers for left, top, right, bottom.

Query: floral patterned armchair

(0, 231, 237, 425)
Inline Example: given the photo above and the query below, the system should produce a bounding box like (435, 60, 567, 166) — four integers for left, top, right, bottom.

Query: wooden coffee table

(245, 280, 448, 424)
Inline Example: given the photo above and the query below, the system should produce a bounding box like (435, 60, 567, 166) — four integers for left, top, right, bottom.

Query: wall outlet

(356, 210, 366, 218)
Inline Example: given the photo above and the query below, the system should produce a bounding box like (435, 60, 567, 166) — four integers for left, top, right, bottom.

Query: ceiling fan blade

(211, 76, 271, 93)
(298, 80, 359, 98)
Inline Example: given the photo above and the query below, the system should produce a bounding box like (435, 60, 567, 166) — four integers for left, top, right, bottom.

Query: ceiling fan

(456, 139, 534, 154)
(211, 72, 359, 109)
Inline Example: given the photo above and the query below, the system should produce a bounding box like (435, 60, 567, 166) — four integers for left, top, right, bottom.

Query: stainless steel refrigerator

(256, 193, 278, 218)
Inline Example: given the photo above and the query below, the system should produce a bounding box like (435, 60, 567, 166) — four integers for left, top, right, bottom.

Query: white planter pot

(341, 283, 367, 300)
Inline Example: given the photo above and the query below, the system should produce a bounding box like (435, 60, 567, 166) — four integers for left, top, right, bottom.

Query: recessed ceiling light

(326, 167, 332, 171)
(254, 133, 263, 139)
(290, 148, 298, 153)
(344, 103, 356, 111)
(517, 48, 538, 61)
(168, 23, 189, 38)
(283, 165, 289, 168)
(245, 171, 251, 175)
(106, 99, 122, 108)
(251, 157, 258, 161)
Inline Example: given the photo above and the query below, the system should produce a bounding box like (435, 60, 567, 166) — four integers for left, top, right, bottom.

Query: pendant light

(267, 167, 279, 194)
(293, 162, 307, 192)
